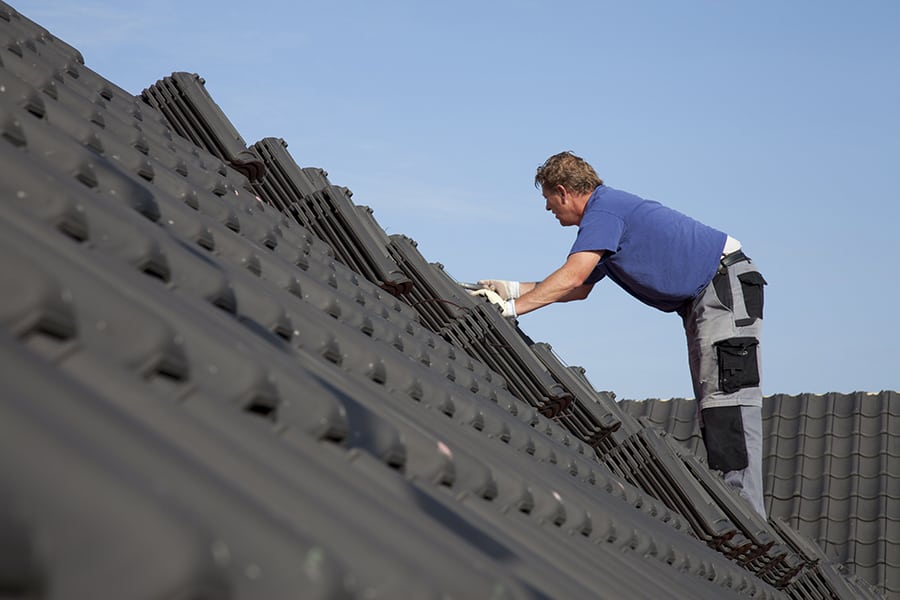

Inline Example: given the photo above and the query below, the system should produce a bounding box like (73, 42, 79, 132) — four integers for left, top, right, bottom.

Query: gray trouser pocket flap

(715, 337, 760, 394)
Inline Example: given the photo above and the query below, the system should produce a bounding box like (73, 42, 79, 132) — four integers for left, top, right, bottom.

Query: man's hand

(470, 288, 516, 318)
(476, 279, 520, 300)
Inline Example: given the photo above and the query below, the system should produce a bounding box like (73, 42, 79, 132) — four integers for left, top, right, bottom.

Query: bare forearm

(511, 251, 602, 316)
(519, 281, 538, 296)
(515, 272, 591, 315)
(519, 281, 593, 303)
(475, 251, 601, 318)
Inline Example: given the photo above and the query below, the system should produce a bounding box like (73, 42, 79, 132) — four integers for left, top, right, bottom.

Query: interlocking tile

(252, 136, 412, 295)
(142, 72, 265, 182)
(621, 392, 898, 598)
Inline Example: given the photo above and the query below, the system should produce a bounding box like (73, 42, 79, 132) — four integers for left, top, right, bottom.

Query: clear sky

(24, 1, 900, 400)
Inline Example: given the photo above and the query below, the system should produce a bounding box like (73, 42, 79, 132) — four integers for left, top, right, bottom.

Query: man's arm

(513, 250, 603, 316)
(516, 281, 593, 301)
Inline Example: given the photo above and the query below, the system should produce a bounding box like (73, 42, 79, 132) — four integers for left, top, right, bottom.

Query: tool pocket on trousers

(701, 406, 749, 472)
(715, 337, 760, 394)
(738, 271, 766, 321)
(713, 271, 733, 311)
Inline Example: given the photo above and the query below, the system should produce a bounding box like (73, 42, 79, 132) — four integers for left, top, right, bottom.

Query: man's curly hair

(534, 151, 603, 194)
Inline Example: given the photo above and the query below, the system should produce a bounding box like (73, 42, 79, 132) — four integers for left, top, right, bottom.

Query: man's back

(572, 185, 727, 312)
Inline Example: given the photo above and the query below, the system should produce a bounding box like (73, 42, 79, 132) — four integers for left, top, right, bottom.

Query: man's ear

(556, 184, 569, 202)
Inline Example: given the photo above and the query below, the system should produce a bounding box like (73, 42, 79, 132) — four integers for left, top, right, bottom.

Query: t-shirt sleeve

(569, 209, 622, 286)
(569, 209, 624, 256)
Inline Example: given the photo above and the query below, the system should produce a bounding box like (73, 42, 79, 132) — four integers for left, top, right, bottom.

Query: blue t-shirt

(570, 185, 727, 313)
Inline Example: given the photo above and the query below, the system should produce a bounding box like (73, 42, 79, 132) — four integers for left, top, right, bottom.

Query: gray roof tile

(0, 2, 892, 598)
(621, 391, 898, 597)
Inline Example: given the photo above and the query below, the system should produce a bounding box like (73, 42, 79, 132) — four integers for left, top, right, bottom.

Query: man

(472, 151, 767, 517)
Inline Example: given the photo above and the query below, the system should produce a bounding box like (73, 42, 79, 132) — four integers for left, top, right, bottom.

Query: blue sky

(24, 1, 900, 400)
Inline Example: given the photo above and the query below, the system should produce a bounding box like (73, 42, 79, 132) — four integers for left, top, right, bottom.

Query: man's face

(542, 185, 578, 226)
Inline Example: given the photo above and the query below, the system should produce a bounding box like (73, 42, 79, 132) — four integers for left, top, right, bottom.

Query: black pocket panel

(715, 337, 760, 394)
(713, 270, 733, 311)
(738, 271, 766, 321)
(701, 405, 749, 472)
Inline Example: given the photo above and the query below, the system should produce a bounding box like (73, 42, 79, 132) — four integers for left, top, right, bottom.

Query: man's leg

(722, 405, 766, 517)
(682, 258, 767, 518)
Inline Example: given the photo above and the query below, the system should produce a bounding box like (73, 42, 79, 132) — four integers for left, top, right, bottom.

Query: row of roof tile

(621, 391, 898, 597)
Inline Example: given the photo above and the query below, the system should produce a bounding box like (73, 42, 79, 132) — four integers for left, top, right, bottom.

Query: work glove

(470, 288, 516, 318)
(476, 279, 520, 300)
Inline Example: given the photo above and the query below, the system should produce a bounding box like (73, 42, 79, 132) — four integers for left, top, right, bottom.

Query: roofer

(472, 151, 768, 518)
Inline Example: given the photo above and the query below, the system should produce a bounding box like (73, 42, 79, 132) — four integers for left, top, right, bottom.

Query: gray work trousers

(679, 254, 767, 518)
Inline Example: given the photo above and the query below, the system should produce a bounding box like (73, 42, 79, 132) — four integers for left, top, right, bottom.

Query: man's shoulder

(588, 185, 646, 215)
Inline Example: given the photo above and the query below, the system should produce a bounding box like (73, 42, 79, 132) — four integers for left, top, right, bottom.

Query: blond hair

(534, 151, 603, 194)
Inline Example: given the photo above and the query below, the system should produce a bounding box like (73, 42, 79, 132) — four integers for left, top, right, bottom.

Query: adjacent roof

(620, 392, 899, 598)
(0, 2, 891, 598)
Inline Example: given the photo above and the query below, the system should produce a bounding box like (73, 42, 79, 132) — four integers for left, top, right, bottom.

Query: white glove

(476, 279, 520, 300)
(470, 288, 516, 318)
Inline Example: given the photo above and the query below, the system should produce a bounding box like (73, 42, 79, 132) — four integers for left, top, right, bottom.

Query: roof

(620, 392, 899, 597)
(0, 2, 891, 598)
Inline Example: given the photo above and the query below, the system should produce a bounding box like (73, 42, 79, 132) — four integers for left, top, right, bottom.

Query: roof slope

(0, 2, 887, 598)
(620, 392, 899, 597)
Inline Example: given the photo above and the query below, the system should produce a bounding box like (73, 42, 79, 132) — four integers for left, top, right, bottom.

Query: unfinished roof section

(0, 2, 889, 599)
(620, 392, 899, 598)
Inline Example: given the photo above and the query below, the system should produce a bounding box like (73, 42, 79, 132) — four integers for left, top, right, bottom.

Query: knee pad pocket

(701, 405, 749, 472)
